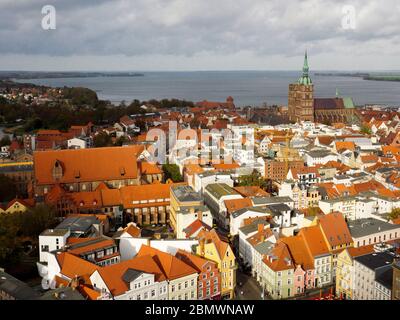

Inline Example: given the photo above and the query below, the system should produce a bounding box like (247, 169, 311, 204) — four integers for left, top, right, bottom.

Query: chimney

(71, 275, 79, 290)
(198, 211, 203, 221)
(258, 223, 264, 234)
(199, 238, 205, 257)
(190, 207, 195, 215)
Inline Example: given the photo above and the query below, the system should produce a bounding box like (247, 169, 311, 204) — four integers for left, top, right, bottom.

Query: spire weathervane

(298, 50, 312, 85)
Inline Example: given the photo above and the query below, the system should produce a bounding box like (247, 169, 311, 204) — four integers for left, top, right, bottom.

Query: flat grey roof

(354, 252, 395, 271)
(40, 229, 69, 237)
(348, 218, 400, 238)
(254, 241, 275, 255)
(375, 265, 394, 289)
(122, 269, 144, 283)
(239, 219, 270, 235)
(205, 183, 238, 200)
(39, 287, 85, 300)
(55, 216, 99, 233)
(232, 206, 270, 219)
(252, 196, 293, 206)
(176, 204, 210, 215)
(0, 270, 39, 300)
(171, 185, 202, 202)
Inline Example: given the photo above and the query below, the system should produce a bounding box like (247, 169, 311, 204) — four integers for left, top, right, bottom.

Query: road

(235, 270, 267, 300)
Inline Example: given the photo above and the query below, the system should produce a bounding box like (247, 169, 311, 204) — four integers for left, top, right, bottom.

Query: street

(235, 270, 267, 300)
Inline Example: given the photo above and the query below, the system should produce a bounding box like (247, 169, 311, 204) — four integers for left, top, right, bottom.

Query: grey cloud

(0, 0, 400, 70)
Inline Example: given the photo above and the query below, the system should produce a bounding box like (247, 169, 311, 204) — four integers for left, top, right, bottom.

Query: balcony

(229, 263, 239, 270)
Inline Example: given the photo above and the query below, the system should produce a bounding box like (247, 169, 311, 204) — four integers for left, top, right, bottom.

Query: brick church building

(288, 52, 357, 125)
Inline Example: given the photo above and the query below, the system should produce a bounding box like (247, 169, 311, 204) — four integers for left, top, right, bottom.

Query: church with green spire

(298, 51, 313, 86)
(288, 51, 357, 124)
(288, 51, 315, 122)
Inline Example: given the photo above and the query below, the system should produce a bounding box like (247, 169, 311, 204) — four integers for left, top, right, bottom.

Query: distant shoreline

(0, 72, 144, 81)
(315, 72, 400, 82)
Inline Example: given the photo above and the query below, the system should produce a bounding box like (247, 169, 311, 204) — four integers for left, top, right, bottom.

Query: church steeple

(298, 50, 312, 85)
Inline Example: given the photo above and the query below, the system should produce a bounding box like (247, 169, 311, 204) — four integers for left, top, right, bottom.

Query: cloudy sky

(1, 0, 400, 71)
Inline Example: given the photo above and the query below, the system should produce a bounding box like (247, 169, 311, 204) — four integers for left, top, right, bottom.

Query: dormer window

(52, 160, 64, 180)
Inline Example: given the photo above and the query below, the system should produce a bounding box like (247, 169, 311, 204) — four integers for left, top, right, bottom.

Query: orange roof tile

(67, 238, 116, 257)
(197, 229, 230, 260)
(335, 141, 355, 151)
(298, 226, 330, 257)
(317, 212, 352, 248)
(212, 163, 240, 171)
(34, 146, 140, 185)
(184, 164, 204, 175)
(233, 186, 269, 197)
(97, 254, 166, 296)
(280, 235, 314, 270)
(183, 219, 211, 238)
(119, 183, 181, 208)
(347, 245, 375, 258)
(137, 245, 197, 280)
(58, 252, 98, 280)
(224, 198, 253, 214)
(139, 161, 162, 175)
(263, 242, 294, 272)
(175, 249, 217, 273)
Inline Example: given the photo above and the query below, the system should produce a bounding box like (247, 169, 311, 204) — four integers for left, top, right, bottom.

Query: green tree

(114, 136, 128, 146)
(93, 132, 113, 148)
(237, 171, 267, 189)
(388, 208, 400, 221)
(19, 204, 57, 238)
(0, 135, 11, 147)
(162, 164, 183, 182)
(360, 125, 372, 135)
(0, 174, 17, 202)
(0, 213, 22, 265)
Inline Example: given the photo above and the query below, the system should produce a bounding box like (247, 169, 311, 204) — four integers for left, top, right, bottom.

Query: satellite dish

(41, 278, 50, 290)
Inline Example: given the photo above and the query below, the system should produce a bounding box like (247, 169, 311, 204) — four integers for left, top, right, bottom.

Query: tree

(93, 132, 113, 148)
(0, 213, 21, 265)
(162, 164, 183, 182)
(307, 207, 320, 217)
(388, 208, 400, 221)
(114, 136, 128, 146)
(360, 125, 372, 135)
(0, 204, 56, 266)
(237, 170, 267, 189)
(19, 204, 57, 238)
(0, 135, 11, 147)
(0, 174, 17, 202)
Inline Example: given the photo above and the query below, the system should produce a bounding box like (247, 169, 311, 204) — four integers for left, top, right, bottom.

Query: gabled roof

(175, 249, 217, 273)
(139, 161, 162, 175)
(136, 245, 198, 280)
(197, 229, 230, 260)
(335, 141, 356, 152)
(346, 245, 374, 258)
(280, 235, 314, 270)
(317, 212, 352, 248)
(34, 146, 140, 185)
(224, 198, 253, 214)
(233, 186, 269, 197)
(262, 242, 294, 272)
(58, 252, 99, 280)
(183, 219, 211, 238)
(298, 226, 330, 257)
(120, 183, 179, 208)
(96, 254, 166, 296)
(67, 237, 116, 257)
